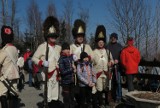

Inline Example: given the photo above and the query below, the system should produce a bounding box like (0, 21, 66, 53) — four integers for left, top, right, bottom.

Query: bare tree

(11, 0, 16, 27)
(88, 33, 95, 49)
(131, 0, 145, 48)
(143, 5, 152, 58)
(14, 19, 20, 39)
(154, 1, 160, 57)
(59, 20, 66, 44)
(1, 0, 7, 25)
(77, 4, 90, 26)
(108, 0, 146, 45)
(108, 0, 159, 60)
(77, 4, 90, 40)
(46, 0, 57, 17)
(63, 0, 74, 43)
(26, 0, 43, 51)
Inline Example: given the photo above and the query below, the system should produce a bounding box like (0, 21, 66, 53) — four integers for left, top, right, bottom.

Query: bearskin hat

(95, 25, 106, 43)
(1, 25, 14, 44)
(72, 19, 86, 39)
(43, 16, 59, 40)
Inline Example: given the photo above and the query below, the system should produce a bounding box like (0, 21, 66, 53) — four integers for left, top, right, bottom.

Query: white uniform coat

(92, 48, 113, 93)
(32, 42, 61, 102)
(0, 44, 19, 96)
(70, 43, 93, 60)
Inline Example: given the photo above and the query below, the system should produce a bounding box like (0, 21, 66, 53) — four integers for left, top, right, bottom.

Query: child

(77, 52, 96, 108)
(58, 42, 76, 108)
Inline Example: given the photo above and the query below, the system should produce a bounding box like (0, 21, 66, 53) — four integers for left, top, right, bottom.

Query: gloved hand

(43, 60, 49, 67)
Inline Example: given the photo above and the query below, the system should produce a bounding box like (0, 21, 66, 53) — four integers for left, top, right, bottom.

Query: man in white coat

(92, 25, 114, 108)
(70, 19, 93, 108)
(0, 25, 19, 108)
(32, 16, 61, 107)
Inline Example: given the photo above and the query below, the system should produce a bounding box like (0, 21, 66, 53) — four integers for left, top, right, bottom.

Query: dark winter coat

(106, 42, 122, 61)
(58, 55, 74, 85)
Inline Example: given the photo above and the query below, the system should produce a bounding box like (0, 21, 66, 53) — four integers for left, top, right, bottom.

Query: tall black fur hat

(43, 16, 59, 41)
(1, 25, 14, 44)
(95, 25, 106, 43)
(72, 19, 86, 39)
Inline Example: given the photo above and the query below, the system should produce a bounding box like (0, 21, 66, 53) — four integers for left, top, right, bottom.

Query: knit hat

(80, 52, 89, 61)
(110, 33, 118, 40)
(61, 42, 70, 50)
(127, 37, 134, 45)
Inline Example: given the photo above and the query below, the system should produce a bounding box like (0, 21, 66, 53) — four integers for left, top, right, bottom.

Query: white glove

(73, 54, 78, 61)
(43, 60, 49, 67)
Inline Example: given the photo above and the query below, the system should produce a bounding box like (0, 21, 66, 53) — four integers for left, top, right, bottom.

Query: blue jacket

(77, 62, 96, 87)
(59, 55, 74, 85)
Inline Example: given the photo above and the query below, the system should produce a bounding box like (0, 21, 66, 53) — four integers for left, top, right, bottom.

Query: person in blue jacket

(59, 42, 76, 108)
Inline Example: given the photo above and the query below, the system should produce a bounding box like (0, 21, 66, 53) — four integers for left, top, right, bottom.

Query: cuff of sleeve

(56, 66, 59, 70)
(38, 60, 43, 67)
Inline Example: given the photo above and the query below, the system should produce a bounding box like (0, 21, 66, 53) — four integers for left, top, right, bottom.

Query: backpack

(23, 58, 29, 71)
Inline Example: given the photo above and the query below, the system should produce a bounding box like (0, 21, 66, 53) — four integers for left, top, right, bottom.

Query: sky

(0, 0, 158, 40)
(0, 0, 114, 39)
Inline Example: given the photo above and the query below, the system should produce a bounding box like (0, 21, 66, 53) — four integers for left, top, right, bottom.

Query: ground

(0, 74, 129, 108)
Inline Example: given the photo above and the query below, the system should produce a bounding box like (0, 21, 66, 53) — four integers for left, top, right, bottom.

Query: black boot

(97, 91, 103, 106)
(0, 96, 8, 108)
(8, 95, 19, 108)
(92, 94, 98, 108)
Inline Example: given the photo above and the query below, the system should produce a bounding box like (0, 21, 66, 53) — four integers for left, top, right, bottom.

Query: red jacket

(24, 51, 32, 62)
(120, 45, 140, 74)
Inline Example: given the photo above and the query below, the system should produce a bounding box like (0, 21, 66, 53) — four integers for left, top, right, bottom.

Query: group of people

(17, 48, 42, 91)
(0, 15, 141, 108)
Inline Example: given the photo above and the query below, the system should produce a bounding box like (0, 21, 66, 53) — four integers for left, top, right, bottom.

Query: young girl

(77, 52, 96, 108)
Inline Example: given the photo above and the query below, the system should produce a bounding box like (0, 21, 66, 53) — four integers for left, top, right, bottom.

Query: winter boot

(0, 96, 8, 108)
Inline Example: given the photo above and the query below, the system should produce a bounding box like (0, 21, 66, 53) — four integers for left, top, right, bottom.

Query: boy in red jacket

(120, 37, 141, 91)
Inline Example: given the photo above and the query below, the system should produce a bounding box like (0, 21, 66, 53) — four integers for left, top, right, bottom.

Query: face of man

(110, 37, 117, 43)
(76, 35, 84, 44)
(98, 40, 105, 48)
(48, 37, 56, 43)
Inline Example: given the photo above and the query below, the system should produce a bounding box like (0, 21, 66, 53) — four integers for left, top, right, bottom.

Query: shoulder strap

(82, 44, 85, 52)
(106, 49, 111, 61)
